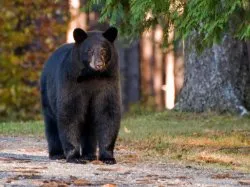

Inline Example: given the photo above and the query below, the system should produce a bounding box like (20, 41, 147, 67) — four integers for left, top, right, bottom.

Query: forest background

(0, 0, 250, 121)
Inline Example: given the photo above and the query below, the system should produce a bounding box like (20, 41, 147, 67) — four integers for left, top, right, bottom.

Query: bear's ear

(103, 27, 118, 43)
(73, 28, 87, 44)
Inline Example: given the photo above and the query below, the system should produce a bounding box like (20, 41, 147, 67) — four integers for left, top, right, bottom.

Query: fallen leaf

(11, 168, 40, 174)
(0, 157, 30, 163)
(239, 180, 250, 185)
(146, 174, 159, 177)
(115, 145, 128, 151)
(5, 175, 20, 183)
(18, 174, 41, 179)
(31, 180, 44, 186)
(97, 167, 119, 172)
(124, 126, 131, 133)
(6, 174, 41, 181)
(118, 171, 131, 175)
(19, 148, 44, 152)
(41, 179, 69, 187)
(73, 179, 91, 186)
(91, 160, 104, 165)
(175, 176, 188, 179)
(136, 178, 150, 184)
(30, 166, 48, 170)
(212, 173, 231, 179)
(6, 179, 12, 183)
(166, 179, 186, 186)
(119, 153, 138, 163)
(41, 181, 61, 187)
(102, 184, 116, 187)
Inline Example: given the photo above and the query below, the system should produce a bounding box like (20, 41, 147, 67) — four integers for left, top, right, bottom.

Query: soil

(0, 137, 250, 187)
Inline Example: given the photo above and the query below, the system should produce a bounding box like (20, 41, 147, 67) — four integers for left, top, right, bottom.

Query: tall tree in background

(67, 0, 87, 42)
(173, 1, 250, 114)
(89, 0, 250, 114)
(0, 1, 68, 120)
(176, 34, 250, 114)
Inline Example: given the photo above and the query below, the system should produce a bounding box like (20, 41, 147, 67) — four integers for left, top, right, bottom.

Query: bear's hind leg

(44, 114, 65, 160)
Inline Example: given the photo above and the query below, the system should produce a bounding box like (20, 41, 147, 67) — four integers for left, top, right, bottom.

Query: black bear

(40, 27, 121, 164)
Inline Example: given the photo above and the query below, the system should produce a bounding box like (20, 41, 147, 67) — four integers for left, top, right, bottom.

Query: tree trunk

(247, 41, 250, 68)
(153, 25, 164, 110)
(140, 30, 154, 103)
(165, 28, 175, 109)
(67, 0, 87, 43)
(175, 34, 250, 115)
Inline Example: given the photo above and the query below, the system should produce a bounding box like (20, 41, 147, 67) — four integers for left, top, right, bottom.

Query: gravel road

(0, 137, 250, 187)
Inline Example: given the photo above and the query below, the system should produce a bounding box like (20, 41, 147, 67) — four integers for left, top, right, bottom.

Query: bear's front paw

(100, 158, 116, 165)
(66, 149, 84, 164)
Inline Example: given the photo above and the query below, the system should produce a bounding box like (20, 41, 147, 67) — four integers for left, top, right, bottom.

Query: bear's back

(42, 43, 74, 76)
(40, 43, 74, 115)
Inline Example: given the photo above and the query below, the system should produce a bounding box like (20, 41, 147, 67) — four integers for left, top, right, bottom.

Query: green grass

(1, 111, 250, 171)
(0, 121, 44, 136)
(119, 111, 250, 171)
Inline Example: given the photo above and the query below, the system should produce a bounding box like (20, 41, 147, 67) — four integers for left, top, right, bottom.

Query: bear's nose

(95, 61, 104, 70)
(96, 64, 103, 69)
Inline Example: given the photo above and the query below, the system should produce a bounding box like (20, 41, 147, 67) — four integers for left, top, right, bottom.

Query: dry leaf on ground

(102, 184, 116, 187)
(239, 180, 250, 185)
(91, 160, 104, 165)
(212, 173, 231, 179)
(41, 179, 70, 187)
(97, 167, 119, 172)
(73, 178, 91, 186)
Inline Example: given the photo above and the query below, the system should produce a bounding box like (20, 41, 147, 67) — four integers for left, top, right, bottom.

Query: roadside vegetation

(1, 110, 249, 171)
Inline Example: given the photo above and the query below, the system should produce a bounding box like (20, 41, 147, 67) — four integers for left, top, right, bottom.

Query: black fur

(40, 27, 121, 164)
(102, 27, 118, 43)
(73, 28, 87, 44)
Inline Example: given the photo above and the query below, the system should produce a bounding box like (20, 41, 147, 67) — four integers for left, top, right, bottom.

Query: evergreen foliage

(88, 0, 250, 47)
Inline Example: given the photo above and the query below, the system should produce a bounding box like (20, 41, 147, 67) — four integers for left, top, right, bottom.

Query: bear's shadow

(0, 152, 50, 163)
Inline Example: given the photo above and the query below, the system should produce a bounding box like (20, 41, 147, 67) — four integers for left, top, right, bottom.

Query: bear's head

(73, 27, 118, 80)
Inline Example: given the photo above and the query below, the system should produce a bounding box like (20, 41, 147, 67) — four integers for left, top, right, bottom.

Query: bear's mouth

(89, 62, 106, 72)
(89, 55, 107, 72)
(95, 64, 106, 71)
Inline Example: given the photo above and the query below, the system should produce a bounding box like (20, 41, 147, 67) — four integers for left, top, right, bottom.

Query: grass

(119, 111, 250, 171)
(1, 111, 250, 171)
(0, 121, 44, 136)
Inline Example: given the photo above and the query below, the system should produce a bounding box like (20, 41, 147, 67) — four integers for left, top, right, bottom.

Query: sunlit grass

(0, 111, 250, 171)
(0, 121, 44, 136)
(119, 111, 250, 171)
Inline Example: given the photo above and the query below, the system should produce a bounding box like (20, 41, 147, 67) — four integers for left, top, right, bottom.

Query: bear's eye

(100, 49, 107, 56)
(88, 49, 94, 56)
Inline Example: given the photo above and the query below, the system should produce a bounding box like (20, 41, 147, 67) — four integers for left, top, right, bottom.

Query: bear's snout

(89, 55, 106, 71)
(95, 61, 105, 70)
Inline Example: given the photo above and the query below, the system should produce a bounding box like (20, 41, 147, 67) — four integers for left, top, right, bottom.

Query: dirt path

(0, 137, 250, 187)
